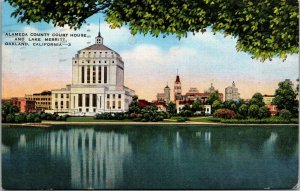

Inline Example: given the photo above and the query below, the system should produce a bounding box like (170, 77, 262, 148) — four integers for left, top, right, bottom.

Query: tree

(128, 95, 140, 114)
(191, 100, 201, 113)
(238, 104, 248, 119)
(2, 102, 19, 123)
(272, 80, 298, 116)
(6, 0, 298, 61)
(207, 91, 221, 105)
(249, 92, 265, 107)
(166, 102, 177, 116)
(279, 109, 292, 121)
(212, 100, 221, 112)
(248, 104, 259, 118)
(258, 106, 271, 119)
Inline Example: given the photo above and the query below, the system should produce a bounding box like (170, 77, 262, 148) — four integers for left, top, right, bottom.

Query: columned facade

(49, 33, 134, 116)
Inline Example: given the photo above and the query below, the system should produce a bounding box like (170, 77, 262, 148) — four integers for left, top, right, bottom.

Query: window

(104, 66, 107, 83)
(61, 101, 63, 108)
(83, 52, 85, 54)
(81, 66, 84, 83)
(87, 60, 90, 63)
(85, 94, 89, 107)
(78, 94, 82, 107)
(104, 61, 107, 63)
(87, 66, 90, 83)
(118, 94, 121, 99)
(98, 66, 101, 83)
(99, 96, 102, 108)
(118, 101, 121, 109)
(55, 101, 58, 109)
(82, 61, 84, 63)
(112, 61, 114, 63)
(66, 94, 69, 98)
(113, 94, 115, 99)
(86, 108, 89, 112)
(112, 101, 115, 109)
(93, 108, 96, 112)
(93, 94, 97, 107)
(75, 61, 77, 63)
(107, 94, 110, 99)
(93, 61, 95, 63)
(107, 101, 110, 109)
(79, 108, 82, 112)
(93, 66, 96, 83)
(66, 101, 69, 109)
(61, 94, 63, 98)
(99, 61, 101, 63)
(55, 94, 58, 98)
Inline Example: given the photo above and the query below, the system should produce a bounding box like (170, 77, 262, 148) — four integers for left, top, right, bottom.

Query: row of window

(77, 94, 122, 110)
(36, 102, 51, 105)
(55, 101, 69, 109)
(55, 94, 69, 99)
(81, 66, 107, 84)
(75, 60, 115, 64)
(28, 97, 51, 101)
(107, 94, 122, 99)
(82, 51, 114, 55)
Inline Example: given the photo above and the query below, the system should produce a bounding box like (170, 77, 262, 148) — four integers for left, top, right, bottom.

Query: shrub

(213, 109, 237, 119)
(258, 106, 271, 119)
(26, 113, 35, 122)
(14, 114, 27, 123)
(179, 110, 192, 117)
(34, 116, 41, 123)
(6, 114, 15, 123)
(279, 109, 292, 121)
(177, 117, 187, 122)
(248, 104, 259, 118)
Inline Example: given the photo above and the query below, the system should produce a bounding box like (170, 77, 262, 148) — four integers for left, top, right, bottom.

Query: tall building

(174, 75, 182, 101)
(205, 83, 217, 93)
(25, 90, 52, 111)
(225, 81, 240, 101)
(49, 29, 135, 116)
(156, 84, 171, 103)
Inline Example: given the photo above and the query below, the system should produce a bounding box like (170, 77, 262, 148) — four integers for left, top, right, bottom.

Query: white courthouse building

(48, 32, 135, 116)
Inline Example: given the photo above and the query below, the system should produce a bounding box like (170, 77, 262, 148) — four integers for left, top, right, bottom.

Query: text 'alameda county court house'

(47, 30, 135, 116)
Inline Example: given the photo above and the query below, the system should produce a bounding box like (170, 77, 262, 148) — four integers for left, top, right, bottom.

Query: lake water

(2, 125, 298, 189)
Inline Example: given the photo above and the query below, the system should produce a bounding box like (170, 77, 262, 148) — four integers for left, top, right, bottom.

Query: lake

(2, 124, 298, 189)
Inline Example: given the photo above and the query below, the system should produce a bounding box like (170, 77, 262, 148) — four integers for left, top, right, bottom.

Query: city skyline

(2, 2, 299, 101)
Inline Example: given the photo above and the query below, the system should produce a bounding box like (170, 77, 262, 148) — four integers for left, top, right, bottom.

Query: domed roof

(81, 44, 113, 51)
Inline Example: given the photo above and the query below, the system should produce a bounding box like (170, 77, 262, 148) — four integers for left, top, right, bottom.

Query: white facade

(48, 33, 135, 116)
(225, 81, 240, 101)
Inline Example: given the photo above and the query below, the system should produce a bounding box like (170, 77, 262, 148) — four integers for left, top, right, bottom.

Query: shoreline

(2, 121, 298, 127)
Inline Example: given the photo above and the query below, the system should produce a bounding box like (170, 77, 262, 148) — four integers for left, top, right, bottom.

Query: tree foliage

(5, 0, 298, 61)
(272, 80, 298, 115)
(207, 91, 221, 105)
(166, 101, 177, 116)
(249, 93, 265, 107)
(248, 104, 259, 118)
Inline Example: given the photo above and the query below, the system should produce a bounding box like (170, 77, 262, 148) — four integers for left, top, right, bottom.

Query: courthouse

(48, 31, 135, 116)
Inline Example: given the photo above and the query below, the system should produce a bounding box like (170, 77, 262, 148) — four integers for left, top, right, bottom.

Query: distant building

(225, 81, 240, 101)
(175, 100, 211, 115)
(174, 75, 182, 101)
(266, 105, 278, 116)
(153, 101, 167, 112)
(263, 95, 275, 105)
(138, 99, 152, 108)
(184, 88, 223, 103)
(25, 90, 52, 111)
(19, 98, 36, 113)
(2, 97, 36, 113)
(156, 85, 170, 103)
(204, 83, 217, 93)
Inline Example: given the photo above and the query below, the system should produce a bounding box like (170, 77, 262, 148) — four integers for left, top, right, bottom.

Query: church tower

(174, 74, 182, 101)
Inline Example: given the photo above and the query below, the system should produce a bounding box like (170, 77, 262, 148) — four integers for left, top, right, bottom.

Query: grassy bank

(189, 116, 298, 124)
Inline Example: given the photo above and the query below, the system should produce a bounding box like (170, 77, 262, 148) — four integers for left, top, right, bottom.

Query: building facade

(225, 81, 240, 101)
(2, 97, 36, 113)
(263, 95, 275, 105)
(156, 85, 170, 103)
(174, 75, 182, 101)
(48, 32, 135, 116)
(25, 91, 52, 111)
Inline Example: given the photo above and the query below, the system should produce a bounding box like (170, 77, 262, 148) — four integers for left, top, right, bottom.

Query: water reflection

(17, 128, 132, 189)
(2, 125, 298, 189)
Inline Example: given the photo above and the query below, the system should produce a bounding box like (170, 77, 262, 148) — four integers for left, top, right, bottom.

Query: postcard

(2, 0, 299, 190)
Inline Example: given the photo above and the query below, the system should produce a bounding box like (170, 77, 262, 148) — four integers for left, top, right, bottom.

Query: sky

(2, 2, 299, 101)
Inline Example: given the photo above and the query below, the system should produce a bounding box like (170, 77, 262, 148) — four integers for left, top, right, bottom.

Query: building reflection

(28, 129, 132, 189)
